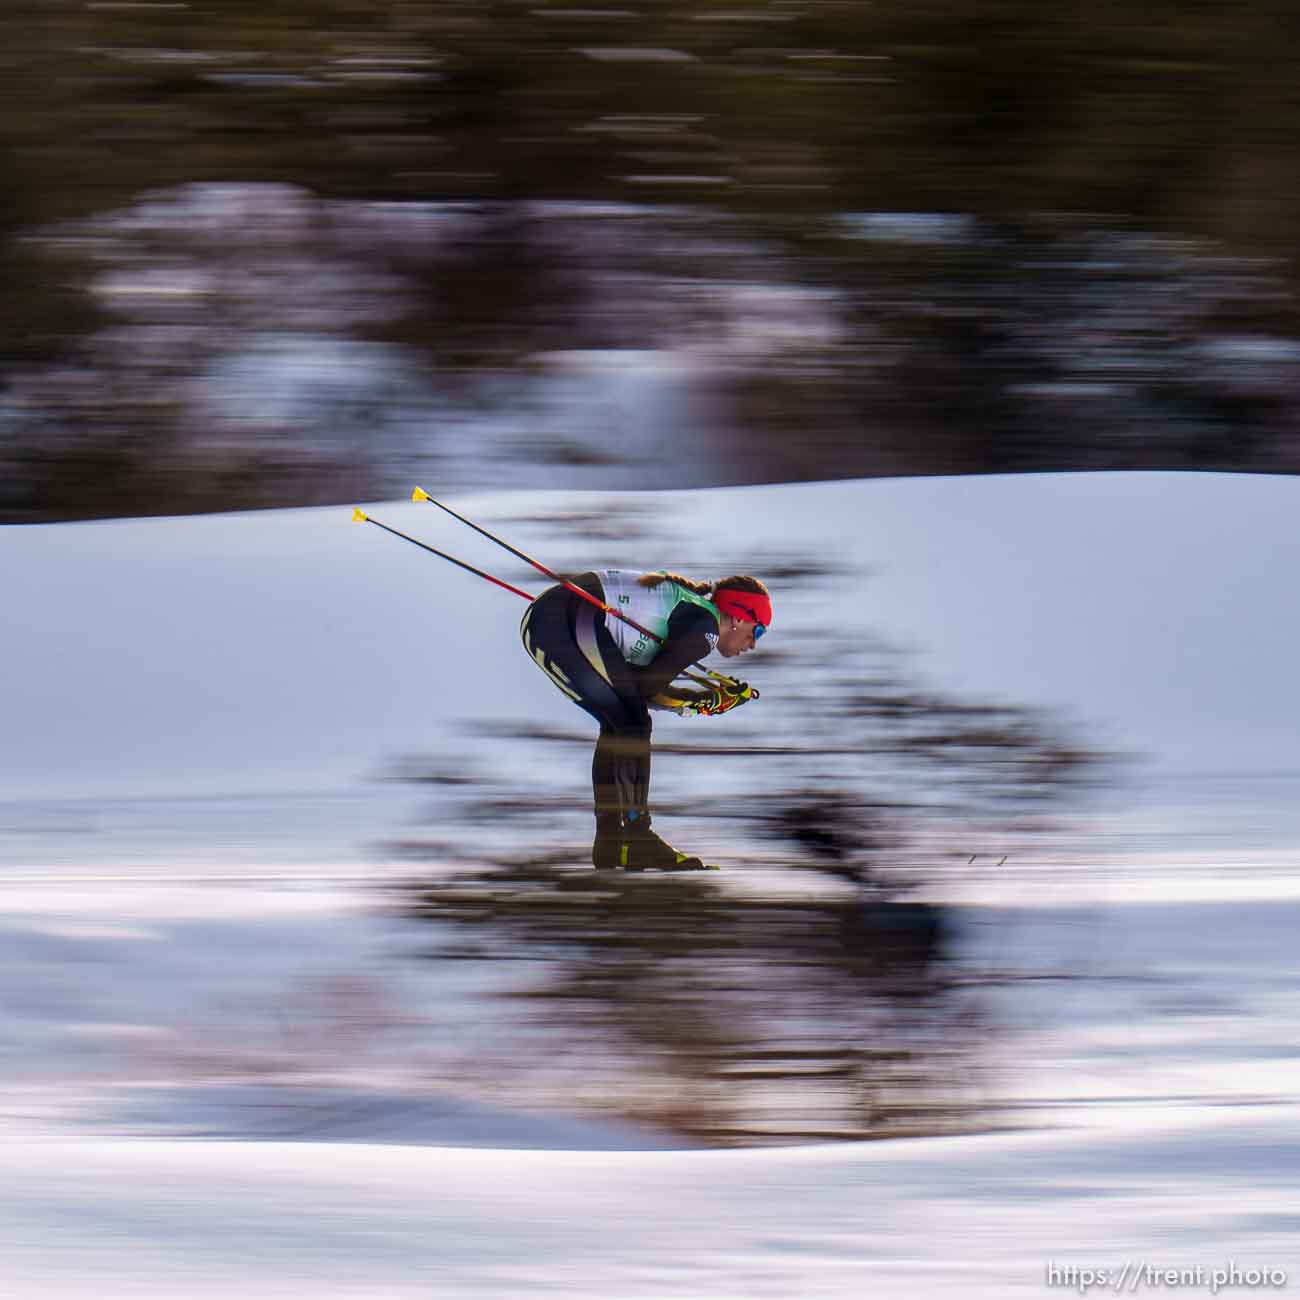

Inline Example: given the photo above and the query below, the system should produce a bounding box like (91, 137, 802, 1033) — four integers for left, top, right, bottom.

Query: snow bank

(4, 1103, 1297, 1299)
(5, 473, 1300, 1298)
(7, 472, 1300, 803)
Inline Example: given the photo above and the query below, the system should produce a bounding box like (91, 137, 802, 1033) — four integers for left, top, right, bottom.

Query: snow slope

(5, 1105, 1297, 1300)
(4, 873, 1298, 1298)
(7, 471, 1300, 804)
(4, 472, 1300, 1297)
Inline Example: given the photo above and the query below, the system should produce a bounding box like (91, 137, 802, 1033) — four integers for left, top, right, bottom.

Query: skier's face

(716, 615, 759, 658)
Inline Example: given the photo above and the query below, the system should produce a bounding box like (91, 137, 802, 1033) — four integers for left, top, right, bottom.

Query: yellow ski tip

(411, 486, 430, 502)
(352, 507, 369, 523)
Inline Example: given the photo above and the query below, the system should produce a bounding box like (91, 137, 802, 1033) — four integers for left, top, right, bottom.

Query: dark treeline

(4, 0, 1300, 518)
(8, 0, 1300, 233)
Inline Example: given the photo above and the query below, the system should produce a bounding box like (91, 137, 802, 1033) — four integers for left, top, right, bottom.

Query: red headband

(714, 588, 772, 628)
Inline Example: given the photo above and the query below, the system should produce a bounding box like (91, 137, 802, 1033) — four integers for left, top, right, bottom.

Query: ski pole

(369, 493, 756, 696)
(409, 486, 752, 689)
(411, 485, 668, 647)
(351, 508, 536, 601)
(355, 503, 680, 639)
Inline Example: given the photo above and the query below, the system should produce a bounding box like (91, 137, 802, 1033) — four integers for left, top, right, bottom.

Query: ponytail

(641, 572, 770, 601)
(639, 571, 712, 597)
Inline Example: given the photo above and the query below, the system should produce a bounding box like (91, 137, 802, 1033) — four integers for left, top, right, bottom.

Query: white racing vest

(594, 570, 719, 666)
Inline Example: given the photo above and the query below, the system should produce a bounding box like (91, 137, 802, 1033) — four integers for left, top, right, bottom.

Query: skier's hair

(710, 574, 770, 601)
(640, 571, 710, 595)
(640, 572, 770, 600)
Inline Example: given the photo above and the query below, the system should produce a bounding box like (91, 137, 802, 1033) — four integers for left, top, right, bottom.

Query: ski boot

(613, 810, 707, 872)
(592, 813, 623, 870)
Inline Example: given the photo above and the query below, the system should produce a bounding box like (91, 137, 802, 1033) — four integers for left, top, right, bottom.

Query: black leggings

(520, 583, 651, 823)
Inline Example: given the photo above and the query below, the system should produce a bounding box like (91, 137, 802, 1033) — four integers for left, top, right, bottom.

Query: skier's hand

(690, 677, 755, 717)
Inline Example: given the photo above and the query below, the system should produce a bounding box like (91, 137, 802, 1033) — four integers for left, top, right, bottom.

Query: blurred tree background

(4, 0, 1300, 520)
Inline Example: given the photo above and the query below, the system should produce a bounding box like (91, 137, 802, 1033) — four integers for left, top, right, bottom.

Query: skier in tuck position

(520, 569, 772, 871)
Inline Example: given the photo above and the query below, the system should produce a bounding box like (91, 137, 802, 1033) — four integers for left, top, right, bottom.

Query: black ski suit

(519, 571, 718, 825)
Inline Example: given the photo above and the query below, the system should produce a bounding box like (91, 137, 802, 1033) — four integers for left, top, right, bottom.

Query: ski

(619, 861, 720, 874)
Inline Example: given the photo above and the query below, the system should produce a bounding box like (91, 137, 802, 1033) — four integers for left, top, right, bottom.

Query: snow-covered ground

(5, 1103, 1296, 1299)
(4, 473, 1300, 1297)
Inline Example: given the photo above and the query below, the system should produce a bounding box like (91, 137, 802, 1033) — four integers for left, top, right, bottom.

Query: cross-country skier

(520, 570, 772, 871)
